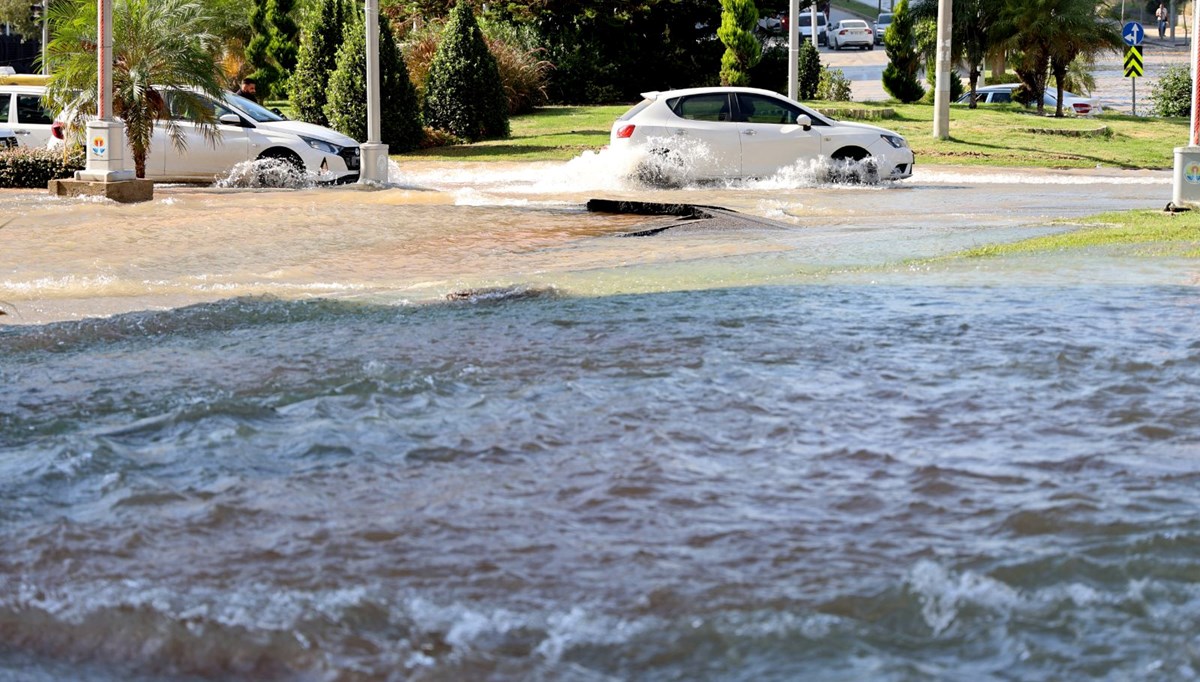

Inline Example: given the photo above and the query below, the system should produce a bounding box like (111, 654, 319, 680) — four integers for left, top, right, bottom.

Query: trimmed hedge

(0, 147, 85, 189)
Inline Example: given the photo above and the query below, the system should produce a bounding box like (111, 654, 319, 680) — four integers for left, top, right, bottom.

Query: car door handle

(673, 129, 688, 136)
(742, 129, 757, 136)
(14, 129, 30, 134)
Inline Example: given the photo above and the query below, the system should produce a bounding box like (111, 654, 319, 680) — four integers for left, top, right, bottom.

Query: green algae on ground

(958, 209, 1200, 259)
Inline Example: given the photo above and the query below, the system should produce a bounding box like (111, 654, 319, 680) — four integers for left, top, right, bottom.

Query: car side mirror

(270, 107, 287, 119)
(797, 114, 812, 131)
(218, 113, 244, 126)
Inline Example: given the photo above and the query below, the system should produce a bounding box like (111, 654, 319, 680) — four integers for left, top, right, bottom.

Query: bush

(0, 147, 85, 189)
(817, 68, 852, 101)
(289, 0, 350, 126)
(798, 39, 822, 100)
(1151, 64, 1191, 118)
(423, 1, 509, 141)
(881, 0, 924, 103)
(404, 19, 550, 116)
(325, 13, 424, 151)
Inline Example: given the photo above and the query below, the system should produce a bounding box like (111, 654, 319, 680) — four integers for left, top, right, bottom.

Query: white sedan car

(52, 88, 361, 183)
(610, 87, 914, 182)
(828, 19, 874, 50)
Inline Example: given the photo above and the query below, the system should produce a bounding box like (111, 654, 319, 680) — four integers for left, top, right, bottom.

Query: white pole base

(358, 143, 390, 185)
(80, 120, 136, 181)
(1171, 146, 1200, 209)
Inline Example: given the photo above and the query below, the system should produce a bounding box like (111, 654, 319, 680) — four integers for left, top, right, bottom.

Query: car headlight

(881, 134, 908, 149)
(300, 135, 343, 154)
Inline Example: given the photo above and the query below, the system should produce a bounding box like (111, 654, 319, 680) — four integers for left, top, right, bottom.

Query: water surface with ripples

(1, 160, 1198, 681)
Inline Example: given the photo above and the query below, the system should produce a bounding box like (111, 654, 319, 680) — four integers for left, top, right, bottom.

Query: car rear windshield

(619, 99, 654, 122)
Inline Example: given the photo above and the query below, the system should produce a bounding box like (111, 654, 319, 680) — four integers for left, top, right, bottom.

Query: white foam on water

(915, 167, 1171, 186)
(907, 560, 1021, 636)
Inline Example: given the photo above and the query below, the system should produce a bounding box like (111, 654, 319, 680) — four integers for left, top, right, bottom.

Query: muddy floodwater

(1, 158, 1198, 681)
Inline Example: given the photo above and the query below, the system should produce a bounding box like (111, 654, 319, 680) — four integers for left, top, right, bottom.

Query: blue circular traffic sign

(1123, 21, 1144, 46)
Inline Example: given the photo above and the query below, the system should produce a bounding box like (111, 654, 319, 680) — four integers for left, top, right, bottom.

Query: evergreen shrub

(423, 1, 509, 141)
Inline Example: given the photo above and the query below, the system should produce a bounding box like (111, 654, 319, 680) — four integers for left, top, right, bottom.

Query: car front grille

(340, 146, 360, 171)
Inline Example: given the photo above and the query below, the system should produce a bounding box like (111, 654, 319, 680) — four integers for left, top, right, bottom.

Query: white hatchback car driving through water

(610, 87, 914, 182)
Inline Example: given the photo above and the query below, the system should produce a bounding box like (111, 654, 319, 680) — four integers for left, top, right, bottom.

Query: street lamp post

(358, 0, 389, 185)
(75, 0, 133, 183)
(788, 0, 798, 99)
(932, 0, 952, 139)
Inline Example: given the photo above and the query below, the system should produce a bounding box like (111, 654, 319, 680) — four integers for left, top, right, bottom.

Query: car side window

(991, 91, 1011, 104)
(0, 93, 9, 123)
(15, 95, 53, 125)
(735, 94, 826, 126)
(672, 94, 734, 122)
(166, 91, 233, 123)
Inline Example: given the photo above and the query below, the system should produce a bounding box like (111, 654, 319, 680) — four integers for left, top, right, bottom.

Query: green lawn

(396, 101, 1189, 170)
(943, 209, 1200, 259)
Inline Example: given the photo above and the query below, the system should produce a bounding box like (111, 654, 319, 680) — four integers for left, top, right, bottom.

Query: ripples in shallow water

(2, 285, 1199, 679)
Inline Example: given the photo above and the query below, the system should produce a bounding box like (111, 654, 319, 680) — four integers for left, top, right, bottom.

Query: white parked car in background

(828, 19, 874, 50)
(53, 88, 361, 183)
(956, 83, 1103, 116)
(610, 86, 914, 181)
(795, 12, 829, 46)
(873, 12, 892, 44)
(0, 76, 55, 148)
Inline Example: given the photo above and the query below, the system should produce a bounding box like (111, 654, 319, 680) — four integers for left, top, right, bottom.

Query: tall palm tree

(1002, 0, 1121, 117)
(44, 0, 227, 177)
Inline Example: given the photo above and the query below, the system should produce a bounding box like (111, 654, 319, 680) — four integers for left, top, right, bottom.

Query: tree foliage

(1002, 0, 1120, 117)
(717, 0, 760, 86)
(245, 0, 281, 94)
(290, 0, 349, 125)
(266, 0, 300, 80)
(423, 0, 509, 141)
(325, 11, 424, 151)
(44, 0, 225, 178)
(882, 0, 924, 103)
(797, 39, 822, 101)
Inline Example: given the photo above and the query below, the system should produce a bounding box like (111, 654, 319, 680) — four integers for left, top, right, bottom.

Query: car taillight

(51, 122, 64, 140)
(1073, 103, 1091, 114)
(616, 124, 635, 139)
(839, 29, 847, 34)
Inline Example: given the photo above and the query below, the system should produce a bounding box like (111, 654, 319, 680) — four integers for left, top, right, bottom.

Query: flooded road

(2, 159, 1198, 681)
(0, 159, 1178, 325)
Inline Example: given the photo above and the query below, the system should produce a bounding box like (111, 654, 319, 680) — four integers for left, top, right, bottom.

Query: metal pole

(810, 2, 818, 49)
(357, 0, 389, 184)
(1192, 0, 1200, 145)
(98, 0, 109, 121)
(1171, 0, 1177, 41)
(932, 0, 952, 139)
(41, 2, 48, 75)
(788, 0, 798, 99)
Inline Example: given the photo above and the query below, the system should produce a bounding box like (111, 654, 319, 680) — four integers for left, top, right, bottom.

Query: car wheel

(868, 43, 875, 50)
(828, 148, 878, 184)
(255, 149, 306, 187)
(635, 147, 687, 189)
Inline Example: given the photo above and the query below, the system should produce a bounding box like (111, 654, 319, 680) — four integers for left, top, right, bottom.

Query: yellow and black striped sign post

(1124, 46, 1144, 78)
(1125, 46, 1144, 114)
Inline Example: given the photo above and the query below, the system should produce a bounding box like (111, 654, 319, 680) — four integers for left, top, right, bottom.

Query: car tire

(255, 149, 305, 187)
(868, 43, 875, 50)
(828, 147, 878, 184)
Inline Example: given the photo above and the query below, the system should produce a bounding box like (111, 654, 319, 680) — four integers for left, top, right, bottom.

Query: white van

(0, 75, 55, 148)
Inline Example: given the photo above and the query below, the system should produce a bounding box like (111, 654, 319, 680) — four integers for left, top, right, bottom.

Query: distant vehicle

(874, 13, 892, 44)
(757, 12, 783, 34)
(956, 83, 1103, 116)
(828, 19, 874, 50)
(783, 11, 828, 46)
(0, 77, 56, 148)
(609, 86, 914, 182)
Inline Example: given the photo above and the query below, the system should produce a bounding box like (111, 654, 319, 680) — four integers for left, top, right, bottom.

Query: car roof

(642, 86, 806, 101)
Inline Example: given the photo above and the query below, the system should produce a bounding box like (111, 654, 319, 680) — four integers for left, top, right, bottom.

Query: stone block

(48, 178, 154, 203)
